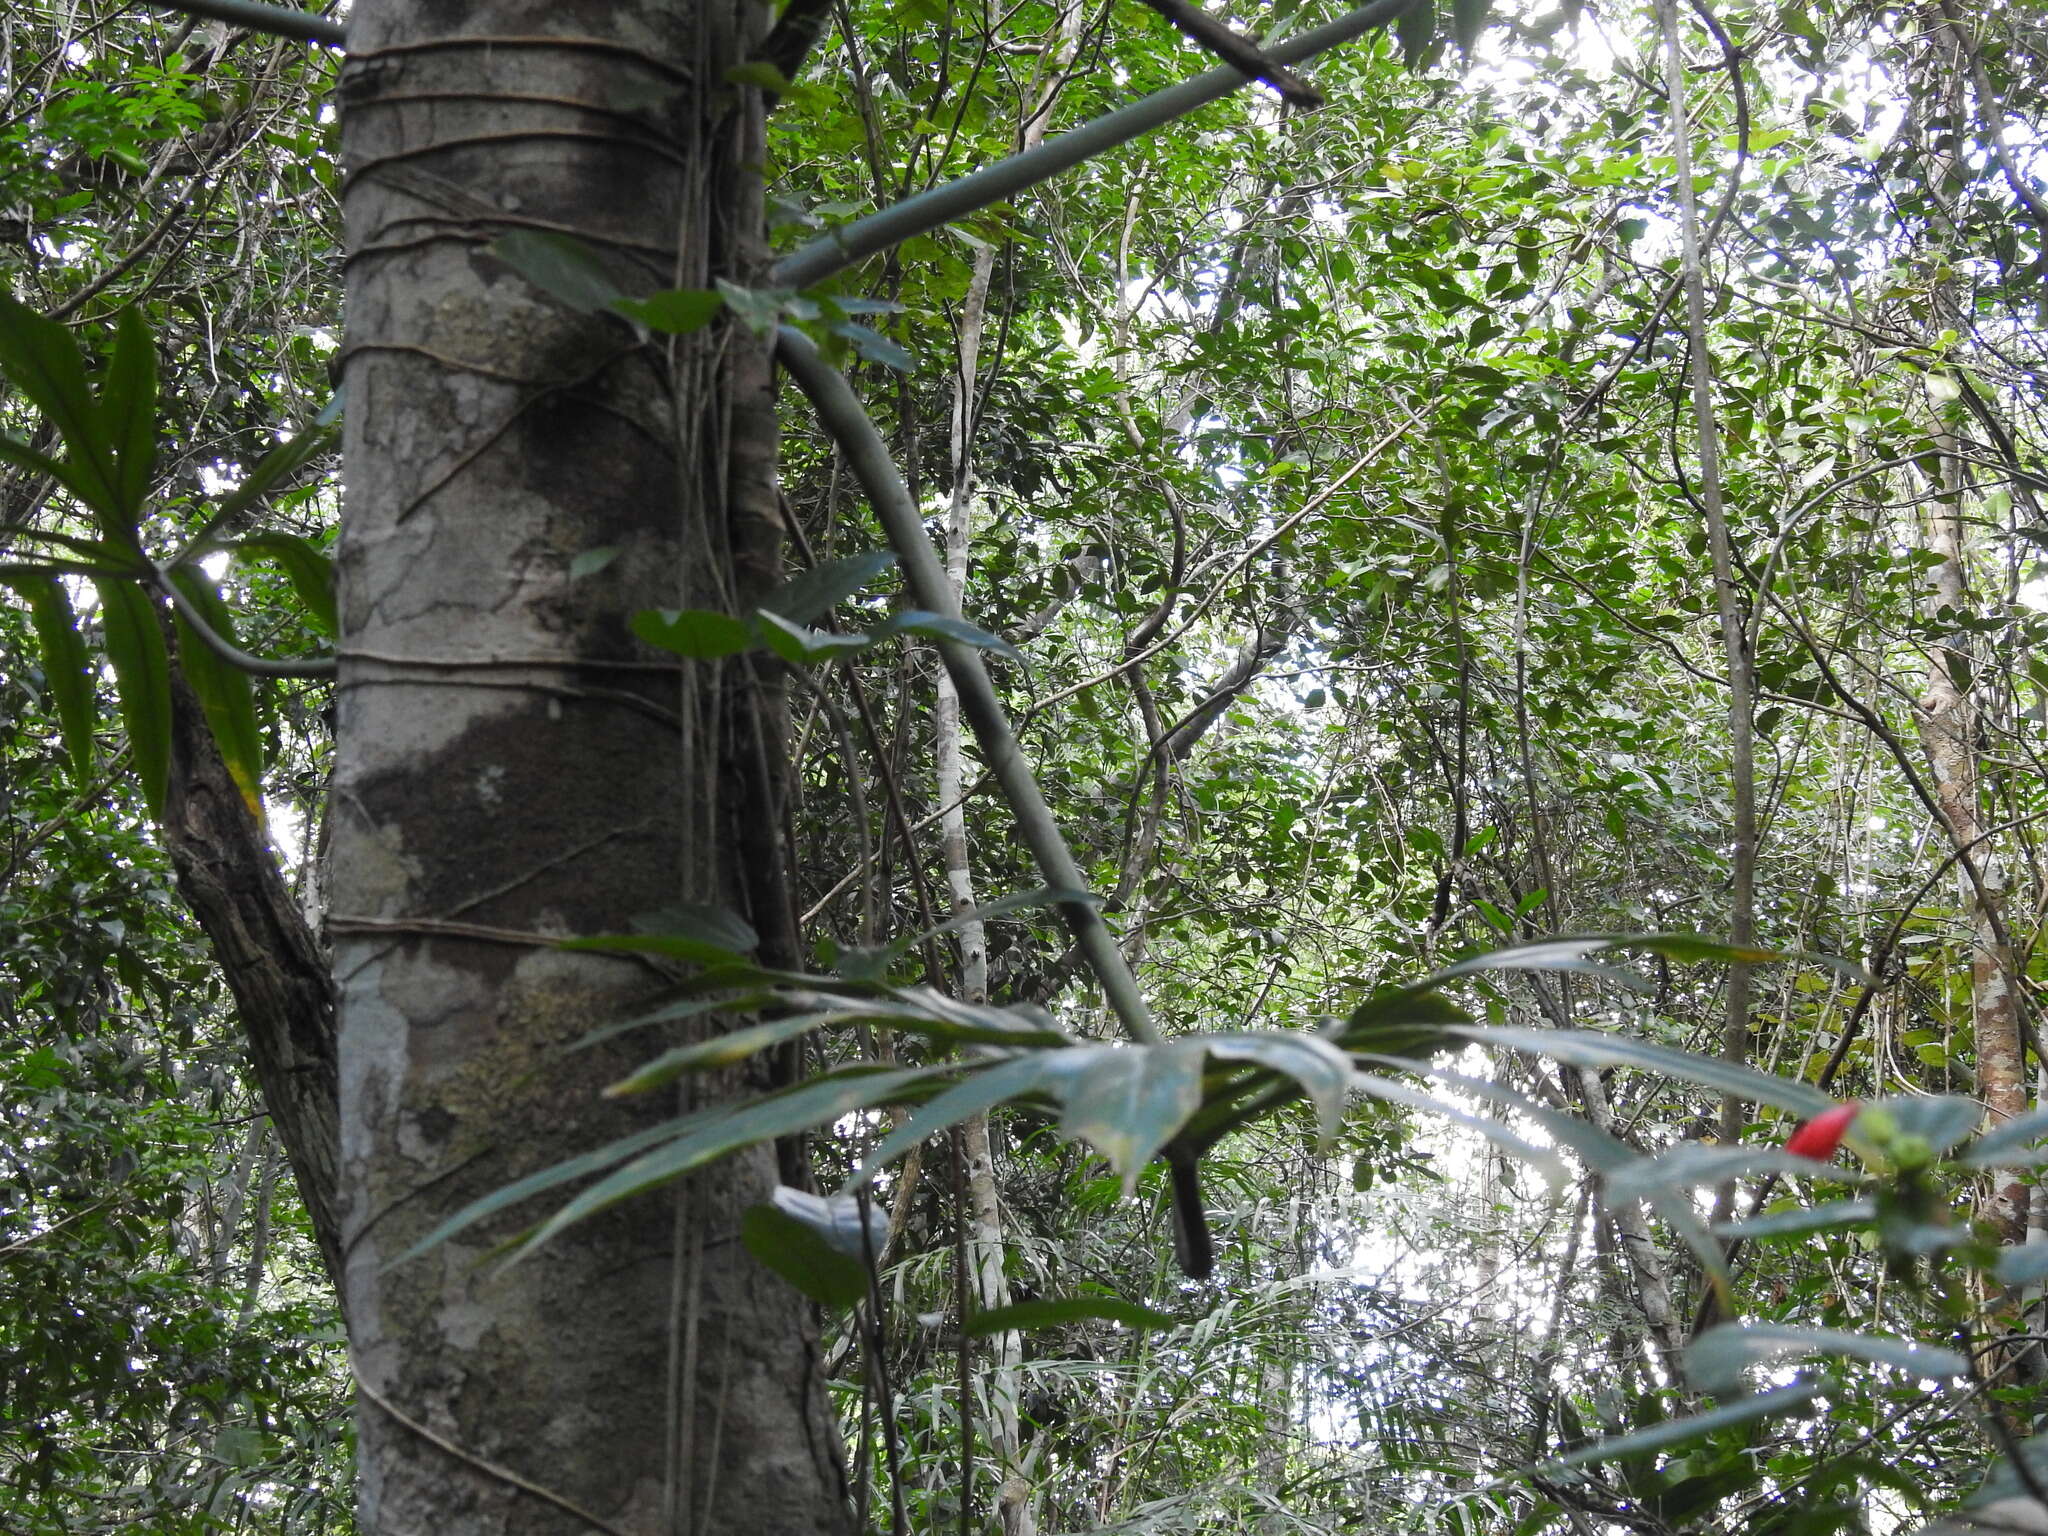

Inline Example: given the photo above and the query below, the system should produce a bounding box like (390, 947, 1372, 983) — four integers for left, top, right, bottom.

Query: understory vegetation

(6, 0, 2048, 1531)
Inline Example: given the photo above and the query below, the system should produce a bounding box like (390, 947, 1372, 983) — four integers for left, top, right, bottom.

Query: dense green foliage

(7, 0, 2048, 1531)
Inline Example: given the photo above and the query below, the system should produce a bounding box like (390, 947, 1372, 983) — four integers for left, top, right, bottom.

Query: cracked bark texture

(333, 3, 848, 1532)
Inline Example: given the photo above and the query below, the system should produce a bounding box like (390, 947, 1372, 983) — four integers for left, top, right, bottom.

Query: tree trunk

(333, 4, 847, 1532)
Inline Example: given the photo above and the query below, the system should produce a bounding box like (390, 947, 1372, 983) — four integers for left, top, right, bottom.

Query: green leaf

(716, 277, 795, 335)
(1959, 1105, 2048, 1167)
(506, 1066, 940, 1262)
(1450, 1024, 1835, 1118)
(965, 1296, 1178, 1337)
(389, 1114, 710, 1266)
(167, 567, 265, 817)
(831, 319, 915, 371)
(4, 572, 96, 783)
(487, 230, 625, 313)
(96, 577, 171, 821)
(560, 903, 759, 965)
(1870, 1093, 1980, 1155)
(884, 608, 1024, 662)
(569, 545, 620, 579)
(0, 288, 120, 519)
(1055, 1042, 1206, 1189)
(207, 403, 341, 530)
(1203, 1032, 1354, 1145)
(753, 608, 873, 665)
(1350, 1067, 1567, 1191)
(632, 607, 758, 659)
(566, 993, 773, 1054)
(762, 550, 897, 625)
(1536, 1384, 1822, 1473)
(740, 1186, 885, 1309)
(1685, 1324, 1966, 1394)
(102, 306, 157, 519)
(848, 1053, 1063, 1189)
(230, 534, 337, 636)
(603, 1012, 846, 1096)
(611, 288, 724, 334)
(1713, 1198, 1877, 1241)
(1994, 1245, 2048, 1287)
(1422, 935, 1653, 993)
(724, 60, 794, 93)
(872, 885, 1099, 974)
(1606, 1144, 1871, 1205)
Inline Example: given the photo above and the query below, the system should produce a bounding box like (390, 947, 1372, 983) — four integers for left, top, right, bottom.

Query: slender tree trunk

(333, 4, 847, 1532)
(1911, 11, 2028, 1248)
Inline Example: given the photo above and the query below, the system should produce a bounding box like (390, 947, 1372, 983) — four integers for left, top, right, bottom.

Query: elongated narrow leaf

(1350, 1067, 1567, 1190)
(604, 1012, 848, 1096)
(167, 568, 265, 817)
(1330, 986, 1468, 1057)
(231, 534, 337, 636)
(506, 1066, 940, 1262)
(487, 230, 625, 313)
(5, 573, 96, 783)
(0, 432, 110, 517)
(0, 289, 120, 518)
(1995, 1245, 2048, 1287)
(96, 578, 170, 820)
(1958, 1105, 2048, 1167)
(1450, 1024, 1834, 1117)
(886, 608, 1024, 662)
(1713, 1198, 1877, 1241)
(1535, 1383, 1822, 1474)
(965, 1296, 1178, 1337)
(1054, 1042, 1206, 1189)
(1685, 1323, 1966, 1394)
(208, 408, 340, 528)
(848, 1053, 1063, 1188)
(1204, 1032, 1354, 1145)
(102, 307, 157, 519)
(561, 903, 759, 965)
(1423, 936, 1652, 993)
(762, 550, 896, 624)
(389, 1114, 713, 1267)
(566, 992, 775, 1053)
(1606, 1144, 1870, 1206)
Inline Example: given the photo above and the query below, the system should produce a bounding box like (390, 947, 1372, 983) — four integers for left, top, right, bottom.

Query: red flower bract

(1785, 1101, 1861, 1160)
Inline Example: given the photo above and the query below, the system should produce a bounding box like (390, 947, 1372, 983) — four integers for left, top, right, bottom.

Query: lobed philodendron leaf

(741, 1186, 886, 1309)
(1685, 1323, 1966, 1395)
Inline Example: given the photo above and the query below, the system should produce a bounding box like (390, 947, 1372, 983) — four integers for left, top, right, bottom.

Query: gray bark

(333, 4, 847, 1532)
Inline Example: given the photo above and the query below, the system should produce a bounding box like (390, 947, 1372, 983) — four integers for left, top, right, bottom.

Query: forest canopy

(4, 0, 2048, 1533)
